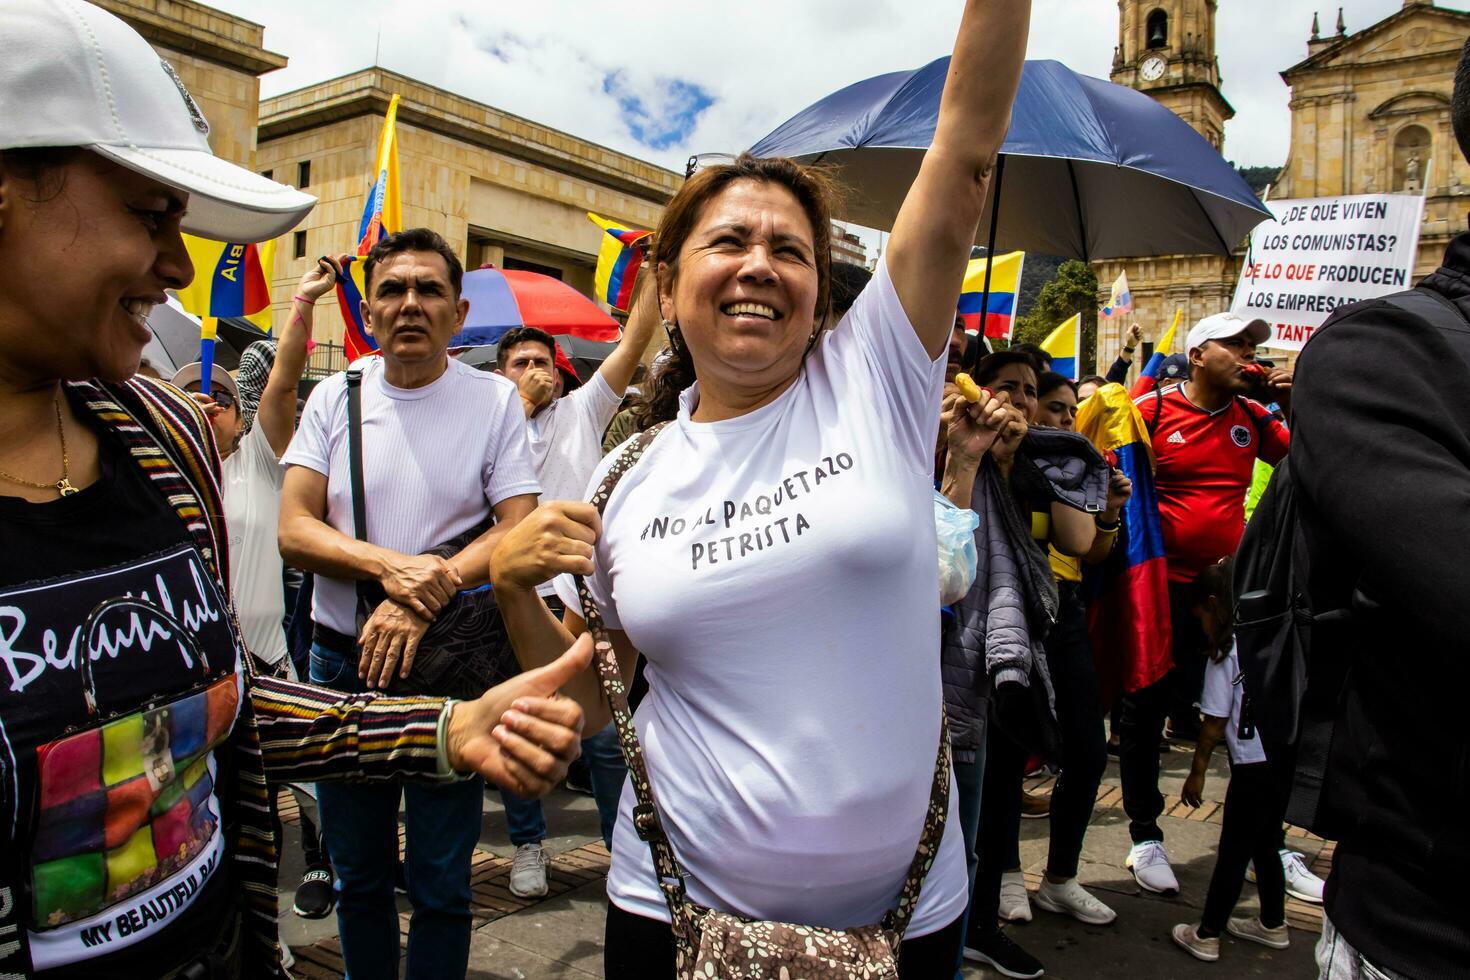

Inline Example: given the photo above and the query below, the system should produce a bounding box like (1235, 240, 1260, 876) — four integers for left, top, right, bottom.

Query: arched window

(1394, 124, 1431, 191)
(1146, 9, 1169, 49)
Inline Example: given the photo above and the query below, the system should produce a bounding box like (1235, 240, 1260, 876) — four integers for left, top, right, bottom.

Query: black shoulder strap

(346, 368, 372, 613)
(346, 368, 367, 542)
(1144, 383, 1164, 440)
(1236, 395, 1279, 440)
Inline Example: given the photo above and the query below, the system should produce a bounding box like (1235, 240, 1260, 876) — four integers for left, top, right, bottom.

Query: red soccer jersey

(1136, 386, 1290, 583)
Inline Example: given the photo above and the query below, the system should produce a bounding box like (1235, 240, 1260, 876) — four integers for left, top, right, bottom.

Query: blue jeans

(952, 740, 987, 977)
(499, 788, 547, 846)
(500, 723, 626, 849)
(582, 722, 626, 849)
(310, 641, 482, 980)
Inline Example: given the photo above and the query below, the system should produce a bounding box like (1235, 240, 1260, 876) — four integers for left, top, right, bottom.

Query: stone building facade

(1095, 0, 1470, 369)
(255, 69, 680, 358)
(1273, 0, 1470, 280)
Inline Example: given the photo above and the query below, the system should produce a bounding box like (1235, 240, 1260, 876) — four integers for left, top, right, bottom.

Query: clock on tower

(1111, 0, 1234, 151)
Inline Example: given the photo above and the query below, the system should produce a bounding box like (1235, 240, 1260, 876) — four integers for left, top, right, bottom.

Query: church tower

(1111, 0, 1234, 150)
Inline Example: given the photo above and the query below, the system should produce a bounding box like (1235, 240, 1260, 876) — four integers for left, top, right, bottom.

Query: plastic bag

(934, 489, 980, 606)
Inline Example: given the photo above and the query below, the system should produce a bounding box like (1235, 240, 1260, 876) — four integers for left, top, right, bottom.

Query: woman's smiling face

(0, 152, 192, 384)
(660, 178, 820, 395)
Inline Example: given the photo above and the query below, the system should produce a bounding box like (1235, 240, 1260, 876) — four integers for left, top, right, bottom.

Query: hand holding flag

(588, 212, 652, 312)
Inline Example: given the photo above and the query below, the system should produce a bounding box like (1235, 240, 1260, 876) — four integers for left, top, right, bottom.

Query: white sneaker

(998, 870, 1033, 922)
(1247, 849, 1326, 904)
(1228, 915, 1290, 949)
(1171, 922, 1219, 961)
(1126, 840, 1180, 896)
(509, 841, 549, 898)
(1281, 849, 1325, 904)
(1034, 877, 1117, 925)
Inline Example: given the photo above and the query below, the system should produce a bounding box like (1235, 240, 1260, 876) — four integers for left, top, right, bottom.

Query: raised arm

(258, 255, 348, 456)
(886, 0, 1032, 358)
(596, 271, 659, 397)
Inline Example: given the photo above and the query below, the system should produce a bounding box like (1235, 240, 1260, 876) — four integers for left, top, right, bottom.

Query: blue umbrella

(749, 59, 1270, 261)
(750, 59, 1270, 370)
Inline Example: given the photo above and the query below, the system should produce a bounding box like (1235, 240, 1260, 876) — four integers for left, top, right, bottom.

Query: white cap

(1186, 312, 1270, 353)
(0, 0, 316, 242)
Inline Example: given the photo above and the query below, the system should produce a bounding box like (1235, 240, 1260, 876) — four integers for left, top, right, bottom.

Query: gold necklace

(0, 392, 79, 497)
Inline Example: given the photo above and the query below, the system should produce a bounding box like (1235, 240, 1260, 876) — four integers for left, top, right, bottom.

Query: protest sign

(1230, 194, 1424, 350)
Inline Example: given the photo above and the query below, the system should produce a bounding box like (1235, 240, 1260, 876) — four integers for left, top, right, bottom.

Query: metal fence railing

(305, 342, 350, 379)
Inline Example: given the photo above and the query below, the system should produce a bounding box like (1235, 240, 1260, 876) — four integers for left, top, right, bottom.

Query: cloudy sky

(207, 0, 1458, 177)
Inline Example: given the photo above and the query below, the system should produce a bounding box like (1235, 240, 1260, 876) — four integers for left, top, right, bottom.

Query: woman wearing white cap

(0, 2, 589, 978)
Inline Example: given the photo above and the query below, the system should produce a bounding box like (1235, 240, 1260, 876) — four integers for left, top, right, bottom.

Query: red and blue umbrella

(451, 267, 621, 348)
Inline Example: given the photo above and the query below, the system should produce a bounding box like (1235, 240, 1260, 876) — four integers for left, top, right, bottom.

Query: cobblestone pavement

(277, 742, 1327, 978)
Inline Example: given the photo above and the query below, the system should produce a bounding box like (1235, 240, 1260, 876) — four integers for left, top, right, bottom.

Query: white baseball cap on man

(1185, 312, 1271, 354)
(0, 0, 315, 242)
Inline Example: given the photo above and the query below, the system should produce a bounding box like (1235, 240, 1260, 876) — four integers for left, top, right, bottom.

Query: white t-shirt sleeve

(550, 447, 623, 628)
(572, 372, 625, 436)
(1198, 655, 1233, 719)
(483, 382, 544, 506)
(243, 422, 283, 487)
(280, 375, 338, 476)
(822, 258, 946, 473)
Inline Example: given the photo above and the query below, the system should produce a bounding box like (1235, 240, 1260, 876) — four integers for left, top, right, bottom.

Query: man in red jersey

(1117, 312, 1292, 896)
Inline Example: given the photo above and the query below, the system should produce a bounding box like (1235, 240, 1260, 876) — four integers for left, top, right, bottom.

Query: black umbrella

(454, 336, 617, 384)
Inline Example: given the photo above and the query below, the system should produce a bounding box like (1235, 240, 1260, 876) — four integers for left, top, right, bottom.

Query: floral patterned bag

(578, 425, 951, 980)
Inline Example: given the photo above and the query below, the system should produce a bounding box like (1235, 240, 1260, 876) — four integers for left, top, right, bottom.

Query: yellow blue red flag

(958, 251, 1025, 339)
(1100, 270, 1132, 320)
(1134, 307, 1184, 396)
(339, 93, 403, 360)
(175, 234, 276, 333)
(588, 212, 652, 312)
(1040, 313, 1082, 379)
(1076, 383, 1172, 703)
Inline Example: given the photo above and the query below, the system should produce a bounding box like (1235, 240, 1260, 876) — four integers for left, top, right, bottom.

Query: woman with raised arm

(492, 3, 1032, 976)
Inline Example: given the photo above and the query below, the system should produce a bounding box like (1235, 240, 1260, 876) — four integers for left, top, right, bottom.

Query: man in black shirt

(1291, 37, 1470, 980)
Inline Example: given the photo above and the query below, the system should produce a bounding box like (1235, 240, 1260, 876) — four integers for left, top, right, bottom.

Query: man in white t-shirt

(488, 287, 657, 895)
(278, 229, 541, 980)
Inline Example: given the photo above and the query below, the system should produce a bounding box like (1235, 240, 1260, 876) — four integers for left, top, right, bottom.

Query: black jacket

(1291, 229, 1470, 977)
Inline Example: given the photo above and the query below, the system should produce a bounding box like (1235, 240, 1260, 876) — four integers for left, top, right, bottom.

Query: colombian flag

(588, 212, 651, 312)
(1100, 270, 1132, 320)
(1040, 313, 1081, 380)
(958, 251, 1025, 339)
(1077, 383, 1172, 704)
(175, 235, 276, 332)
(334, 258, 374, 359)
(340, 94, 403, 360)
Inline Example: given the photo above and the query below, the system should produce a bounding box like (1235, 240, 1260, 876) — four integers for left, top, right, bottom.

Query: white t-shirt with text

(1199, 642, 1267, 765)
(283, 357, 541, 635)
(222, 423, 288, 665)
(554, 259, 967, 936)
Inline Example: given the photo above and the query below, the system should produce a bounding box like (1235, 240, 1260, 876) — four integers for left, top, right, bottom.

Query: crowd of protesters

(4, 0, 1469, 979)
